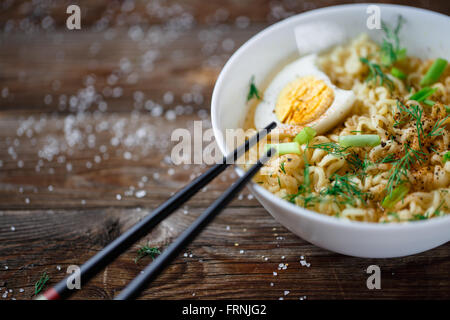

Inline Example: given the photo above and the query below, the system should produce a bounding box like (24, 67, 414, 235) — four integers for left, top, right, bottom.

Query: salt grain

(135, 190, 146, 198)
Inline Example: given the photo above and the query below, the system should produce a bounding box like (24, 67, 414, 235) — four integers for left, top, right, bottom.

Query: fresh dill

(426, 114, 450, 138)
(280, 162, 286, 174)
(247, 75, 261, 102)
(433, 201, 446, 217)
(360, 57, 394, 90)
(34, 271, 50, 296)
(309, 142, 350, 158)
(322, 173, 369, 205)
(380, 15, 406, 67)
(378, 153, 397, 164)
(134, 245, 161, 263)
(347, 153, 372, 176)
(410, 214, 427, 221)
(395, 101, 425, 147)
(284, 148, 316, 206)
(286, 172, 368, 208)
(385, 144, 425, 195)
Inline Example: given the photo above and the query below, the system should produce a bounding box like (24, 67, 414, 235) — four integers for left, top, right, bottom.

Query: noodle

(245, 34, 450, 223)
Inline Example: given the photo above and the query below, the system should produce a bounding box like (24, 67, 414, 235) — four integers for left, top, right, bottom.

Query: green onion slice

(391, 67, 406, 80)
(382, 184, 410, 209)
(420, 58, 448, 86)
(265, 142, 301, 155)
(294, 127, 316, 145)
(409, 87, 437, 102)
(338, 134, 381, 148)
(443, 151, 450, 163)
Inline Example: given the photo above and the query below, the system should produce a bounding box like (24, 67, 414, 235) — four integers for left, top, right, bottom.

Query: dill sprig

(280, 162, 286, 174)
(285, 147, 319, 207)
(347, 153, 373, 175)
(380, 16, 406, 67)
(247, 75, 261, 101)
(433, 201, 446, 217)
(34, 271, 50, 296)
(322, 173, 369, 206)
(395, 101, 425, 147)
(134, 245, 161, 263)
(309, 142, 350, 158)
(385, 144, 425, 195)
(360, 57, 394, 90)
(426, 114, 450, 138)
(286, 172, 368, 208)
(378, 154, 397, 164)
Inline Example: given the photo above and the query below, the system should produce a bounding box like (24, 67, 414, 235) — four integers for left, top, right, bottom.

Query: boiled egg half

(253, 54, 355, 135)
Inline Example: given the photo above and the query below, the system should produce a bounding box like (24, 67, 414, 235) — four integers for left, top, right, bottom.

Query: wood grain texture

(0, 0, 449, 300)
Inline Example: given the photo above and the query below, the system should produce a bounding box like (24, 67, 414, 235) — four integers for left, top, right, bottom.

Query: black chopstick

(115, 147, 275, 300)
(38, 122, 276, 300)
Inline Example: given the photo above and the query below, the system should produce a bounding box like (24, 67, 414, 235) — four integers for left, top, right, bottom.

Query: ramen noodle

(243, 34, 450, 223)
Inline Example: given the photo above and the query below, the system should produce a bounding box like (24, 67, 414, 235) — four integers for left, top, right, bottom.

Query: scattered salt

(135, 190, 146, 198)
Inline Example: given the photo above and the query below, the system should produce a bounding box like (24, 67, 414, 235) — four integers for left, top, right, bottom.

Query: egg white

(253, 54, 355, 135)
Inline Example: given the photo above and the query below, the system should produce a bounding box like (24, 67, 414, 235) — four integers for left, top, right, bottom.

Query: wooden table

(0, 0, 449, 300)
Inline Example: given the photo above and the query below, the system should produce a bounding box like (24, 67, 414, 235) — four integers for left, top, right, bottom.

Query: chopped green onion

(265, 142, 300, 155)
(445, 105, 450, 113)
(391, 67, 406, 80)
(338, 134, 381, 148)
(294, 127, 316, 145)
(247, 75, 261, 101)
(409, 87, 437, 102)
(396, 48, 407, 61)
(423, 99, 435, 106)
(420, 58, 448, 86)
(443, 151, 450, 163)
(382, 184, 410, 208)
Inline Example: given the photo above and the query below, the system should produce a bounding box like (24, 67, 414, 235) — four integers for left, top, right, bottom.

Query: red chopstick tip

(39, 288, 61, 300)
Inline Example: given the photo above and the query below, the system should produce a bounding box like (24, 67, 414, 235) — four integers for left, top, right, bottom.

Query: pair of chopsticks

(37, 121, 276, 300)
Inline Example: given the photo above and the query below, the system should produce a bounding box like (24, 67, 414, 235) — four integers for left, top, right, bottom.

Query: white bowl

(211, 4, 450, 258)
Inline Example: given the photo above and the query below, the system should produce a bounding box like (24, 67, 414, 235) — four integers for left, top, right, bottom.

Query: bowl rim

(211, 3, 450, 231)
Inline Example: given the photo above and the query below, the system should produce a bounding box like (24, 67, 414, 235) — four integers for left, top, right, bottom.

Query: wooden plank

(2, 208, 449, 300)
(0, 0, 449, 300)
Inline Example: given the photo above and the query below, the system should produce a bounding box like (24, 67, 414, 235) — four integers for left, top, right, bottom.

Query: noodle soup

(243, 31, 449, 223)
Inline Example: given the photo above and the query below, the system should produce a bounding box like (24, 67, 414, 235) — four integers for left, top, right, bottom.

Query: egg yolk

(275, 76, 334, 125)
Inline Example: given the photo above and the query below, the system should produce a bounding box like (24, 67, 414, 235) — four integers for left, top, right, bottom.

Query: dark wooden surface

(0, 0, 449, 300)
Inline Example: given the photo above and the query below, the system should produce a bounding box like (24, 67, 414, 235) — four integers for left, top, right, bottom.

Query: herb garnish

(385, 144, 425, 195)
(280, 162, 286, 174)
(360, 57, 394, 90)
(309, 142, 350, 158)
(322, 173, 369, 205)
(395, 101, 425, 147)
(247, 75, 261, 101)
(34, 271, 50, 296)
(426, 114, 450, 139)
(380, 16, 406, 67)
(134, 245, 161, 263)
